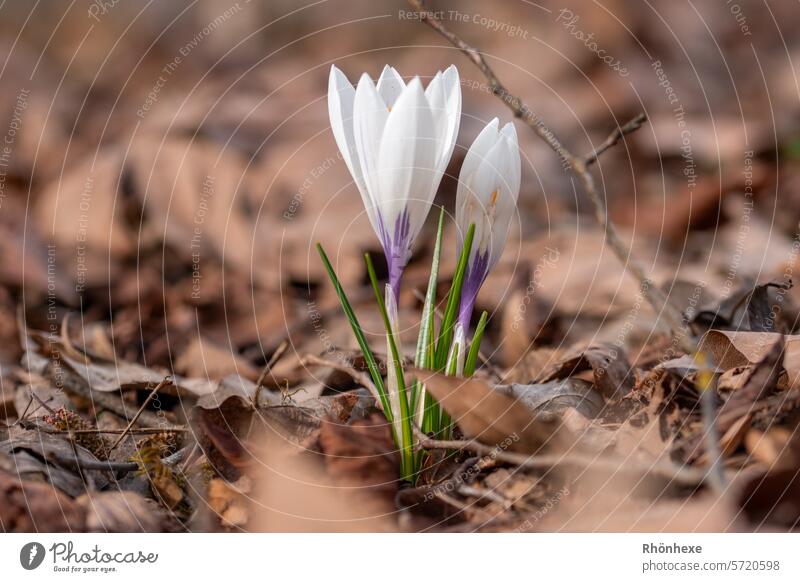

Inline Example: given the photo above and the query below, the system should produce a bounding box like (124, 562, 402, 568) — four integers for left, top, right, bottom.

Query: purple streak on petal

(457, 249, 490, 331)
(377, 208, 413, 299)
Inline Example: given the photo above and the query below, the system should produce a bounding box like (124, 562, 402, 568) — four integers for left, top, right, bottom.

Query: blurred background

(1, 0, 798, 378)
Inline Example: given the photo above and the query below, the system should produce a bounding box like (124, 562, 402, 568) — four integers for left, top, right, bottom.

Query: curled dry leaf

(539, 343, 635, 399)
(699, 330, 800, 385)
(496, 379, 605, 420)
(693, 279, 792, 333)
(687, 337, 784, 464)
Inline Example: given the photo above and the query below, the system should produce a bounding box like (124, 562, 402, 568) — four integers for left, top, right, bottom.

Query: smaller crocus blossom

(328, 64, 461, 300)
(455, 118, 521, 333)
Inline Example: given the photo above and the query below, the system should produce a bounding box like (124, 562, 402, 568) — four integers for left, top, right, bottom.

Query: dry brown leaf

(699, 330, 800, 385)
(496, 379, 605, 419)
(0, 467, 86, 532)
(539, 343, 635, 399)
(411, 369, 569, 454)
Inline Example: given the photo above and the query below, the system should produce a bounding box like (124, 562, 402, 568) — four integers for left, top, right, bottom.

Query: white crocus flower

(328, 64, 461, 299)
(453, 118, 521, 364)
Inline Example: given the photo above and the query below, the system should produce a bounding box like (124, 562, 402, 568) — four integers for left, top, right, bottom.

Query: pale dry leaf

(410, 369, 569, 454)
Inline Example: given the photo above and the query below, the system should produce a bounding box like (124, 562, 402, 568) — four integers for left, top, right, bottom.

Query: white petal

(438, 65, 462, 169)
(424, 71, 447, 145)
(456, 118, 500, 249)
(458, 118, 499, 191)
(376, 65, 406, 110)
(329, 66, 382, 233)
(353, 72, 389, 230)
(328, 67, 362, 187)
(500, 122, 521, 199)
(376, 77, 438, 244)
(425, 66, 462, 175)
(468, 138, 505, 255)
(485, 125, 521, 268)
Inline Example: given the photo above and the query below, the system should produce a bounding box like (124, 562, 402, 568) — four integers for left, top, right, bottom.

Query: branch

(416, 432, 705, 487)
(407, 0, 694, 352)
(109, 377, 172, 452)
(47, 446, 188, 474)
(582, 113, 648, 166)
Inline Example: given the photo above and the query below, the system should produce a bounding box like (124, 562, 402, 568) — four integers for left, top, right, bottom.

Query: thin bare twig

(18, 420, 187, 436)
(29, 388, 57, 416)
(407, 0, 693, 352)
(582, 113, 648, 166)
(415, 429, 705, 487)
(256, 339, 289, 388)
(109, 377, 171, 451)
(47, 446, 187, 473)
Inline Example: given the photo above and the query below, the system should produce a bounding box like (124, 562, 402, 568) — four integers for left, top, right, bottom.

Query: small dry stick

(18, 420, 187, 436)
(48, 446, 187, 473)
(28, 388, 57, 416)
(407, 0, 693, 353)
(109, 377, 171, 452)
(582, 113, 648, 166)
(415, 429, 705, 487)
(256, 339, 289, 388)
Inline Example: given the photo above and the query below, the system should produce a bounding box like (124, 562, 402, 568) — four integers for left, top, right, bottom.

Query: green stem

(364, 253, 415, 482)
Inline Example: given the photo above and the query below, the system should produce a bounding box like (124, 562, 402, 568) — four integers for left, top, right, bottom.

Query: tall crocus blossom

(328, 64, 461, 299)
(455, 118, 521, 334)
